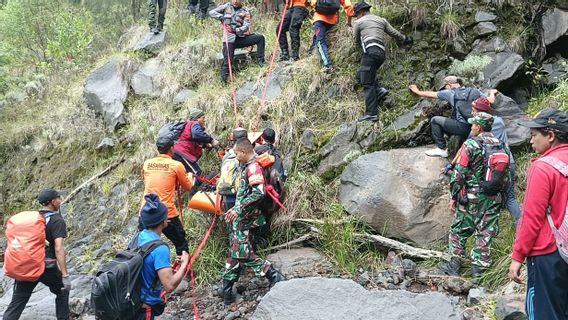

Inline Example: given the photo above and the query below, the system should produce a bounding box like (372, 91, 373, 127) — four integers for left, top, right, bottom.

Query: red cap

(472, 97, 492, 113)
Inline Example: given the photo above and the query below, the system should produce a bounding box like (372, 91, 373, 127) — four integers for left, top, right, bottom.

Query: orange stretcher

(188, 191, 223, 215)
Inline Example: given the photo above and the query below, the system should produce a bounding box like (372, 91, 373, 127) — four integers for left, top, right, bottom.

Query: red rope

(255, 1, 289, 129)
(223, 24, 240, 127)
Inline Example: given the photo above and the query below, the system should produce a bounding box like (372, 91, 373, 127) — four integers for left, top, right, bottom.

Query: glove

(212, 139, 220, 147)
(403, 36, 413, 46)
(62, 275, 71, 292)
(441, 163, 454, 175)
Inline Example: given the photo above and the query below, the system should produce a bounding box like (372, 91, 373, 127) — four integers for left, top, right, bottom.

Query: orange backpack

(4, 211, 55, 281)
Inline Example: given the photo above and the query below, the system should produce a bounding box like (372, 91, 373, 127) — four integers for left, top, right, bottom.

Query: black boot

(279, 49, 289, 61)
(265, 267, 286, 288)
(437, 257, 461, 277)
(376, 87, 389, 102)
(222, 280, 236, 305)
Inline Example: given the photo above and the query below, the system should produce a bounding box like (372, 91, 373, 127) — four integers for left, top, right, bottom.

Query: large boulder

(339, 146, 451, 246)
(253, 278, 462, 320)
(83, 58, 131, 130)
(542, 8, 568, 46)
(542, 55, 567, 86)
(474, 22, 497, 37)
(495, 294, 526, 320)
(235, 68, 286, 104)
(133, 31, 166, 55)
(267, 248, 332, 277)
(482, 52, 524, 89)
(131, 58, 163, 97)
(491, 94, 531, 146)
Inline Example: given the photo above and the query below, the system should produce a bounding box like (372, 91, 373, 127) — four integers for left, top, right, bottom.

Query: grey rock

(131, 58, 163, 97)
(267, 248, 328, 277)
(482, 52, 524, 88)
(216, 49, 258, 66)
(451, 36, 469, 58)
(172, 89, 195, 104)
(96, 137, 114, 151)
(542, 56, 567, 86)
(491, 94, 531, 146)
(463, 307, 485, 320)
(69, 297, 88, 316)
(23, 80, 46, 99)
(253, 278, 462, 320)
(470, 37, 508, 54)
(339, 147, 451, 246)
(83, 58, 130, 130)
(133, 31, 166, 55)
(225, 311, 241, 320)
(475, 11, 497, 23)
(474, 22, 497, 37)
(442, 276, 473, 295)
(301, 129, 316, 150)
(467, 287, 487, 305)
(495, 294, 527, 320)
(173, 279, 190, 295)
(235, 71, 283, 104)
(542, 8, 568, 46)
(318, 122, 363, 174)
(236, 81, 256, 104)
(389, 103, 421, 131)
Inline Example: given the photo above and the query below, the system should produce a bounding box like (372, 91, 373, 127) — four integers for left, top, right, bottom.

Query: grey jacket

(353, 14, 405, 52)
(209, 3, 252, 43)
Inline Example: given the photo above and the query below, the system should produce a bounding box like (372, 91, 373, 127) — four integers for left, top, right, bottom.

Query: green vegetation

(448, 55, 492, 85)
(439, 10, 461, 43)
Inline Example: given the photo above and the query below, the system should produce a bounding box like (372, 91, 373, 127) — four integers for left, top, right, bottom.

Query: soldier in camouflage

(148, 0, 167, 34)
(221, 138, 284, 305)
(439, 112, 510, 282)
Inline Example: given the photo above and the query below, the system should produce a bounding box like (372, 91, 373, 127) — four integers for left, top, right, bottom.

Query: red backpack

(4, 211, 55, 281)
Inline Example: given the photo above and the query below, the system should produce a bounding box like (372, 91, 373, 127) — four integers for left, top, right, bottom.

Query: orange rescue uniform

(142, 154, 194, 219)
(309, 0, 354, 25)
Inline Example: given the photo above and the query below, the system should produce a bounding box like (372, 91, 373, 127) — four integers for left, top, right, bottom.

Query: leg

(2, 280, 38, 320)
(471, 199, 501, 267)
(359, 53, 379, 117)
(135, 306, 155, 320)
(430, 116, 449, 149)
(430, 117, 471, 149)
(235, 34, 266, 64)
(276, 9, 292, 58)
(162, 216, 189, 255)
(314, 21, 332, 67)
(40, 268, 70, 320)
(504, 162, 521, 223)
(157, 0, 167, 30)
(148, 0, 158, 30)
(448, 200, 476, 258)
(526, 251, 568, 319)
(289, 8, 308, 60)
(198, 0, 209, 16)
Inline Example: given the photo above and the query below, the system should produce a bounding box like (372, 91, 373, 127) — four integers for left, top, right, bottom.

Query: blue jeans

(526, 251, 568, 320)
(313, 21, 333, 67)
(504, 162, 521, 223)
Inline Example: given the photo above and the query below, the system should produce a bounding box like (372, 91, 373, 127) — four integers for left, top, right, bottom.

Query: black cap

(354, 1, 372, 15)
(262, 128, 276, 143)
(519, 108, 568, 133)
(156, 136, 175, 153)
(232, 127, 248, 141)
(38, 189, 62, 206)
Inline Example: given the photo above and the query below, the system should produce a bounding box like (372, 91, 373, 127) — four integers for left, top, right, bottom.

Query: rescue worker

(148, 0, 167, 34)
(439, 112, 510, 282)
(209, 0, 266, 83)
(218, 127, 248, 213)
(276, 0, 309, 61)
(353, 1, 412, 122)
(139, 136, 194, 256)
(309, 0, 354, 74)
(221, 138, 285, 305)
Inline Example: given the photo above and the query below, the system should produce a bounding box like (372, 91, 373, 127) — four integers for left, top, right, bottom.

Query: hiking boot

(187, 4, 196, 13)
(376, 87, 389, 102)
(150, 27, 159, 34)
(425, 147, 448, 158)
(198, 11, 207, 19)
(437, 257, 461, 277)
(222, 280, 236, 305)
(292, 55, 300, 61)
(265, 267, 286, 288)
(323, 65, 334, 74)
(471, 265, 486, 285)
(279, 49, 289, 62)
(358, 114, 378, 122)
(257, 57, 266, 66)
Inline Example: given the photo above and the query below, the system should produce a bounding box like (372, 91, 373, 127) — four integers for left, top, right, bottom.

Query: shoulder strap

(537, 156, 568, 232)
(42, 211, 57, 224)
(139, 240, 167, 260)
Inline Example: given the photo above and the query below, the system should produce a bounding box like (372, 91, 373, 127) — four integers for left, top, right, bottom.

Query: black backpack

(452, 87, 481, 123)
(315, 0, 341, 15)
(158, 121, 187, 144)
(475, 137, 511, 196)
(91, 233, 166, 320)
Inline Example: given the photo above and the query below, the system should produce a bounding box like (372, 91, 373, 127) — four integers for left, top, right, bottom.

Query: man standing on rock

(409, 77, 496, 158)
(140, 136, 194, 257)
(353, 1, 412, 122)
(439, 112, 509, 282)
(3, 189, 70, 320)
(221, 138, 285, 305)
(187, 0, 209, 19)
(148, 0, 167, 34)
(209, 0, 266, 84)
(276, 0, 309, 61)
(508, 109, 568, 319)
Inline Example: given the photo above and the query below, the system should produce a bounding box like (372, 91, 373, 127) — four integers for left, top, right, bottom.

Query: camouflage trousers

(149, 0, 167, 29)
(222, 225, 271, 281)
(448, 194, 501, 267)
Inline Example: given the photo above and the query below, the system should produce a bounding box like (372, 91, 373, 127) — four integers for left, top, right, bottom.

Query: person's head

(38, 189, 62, 211)
(232, 0, 242, 8)
(471, 96, 492, 115)
(354, 1, 372, 18)
(231, 127, 248, 142)
(520, 108, 568, 154)
(261, 128, 276, 144)
(468, 112, 494, 136)
(188, 108, 206, 126)
(156, 136, 174, 155)
(439, 75, 462, 91)
(233, 137, 255, 164)
(140, 194, 168, 231)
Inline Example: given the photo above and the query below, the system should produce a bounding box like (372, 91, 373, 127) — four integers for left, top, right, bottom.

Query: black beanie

(140, 194, 168, 228)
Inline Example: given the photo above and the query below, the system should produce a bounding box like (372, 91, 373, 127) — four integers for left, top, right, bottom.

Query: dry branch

(62, 159, 125, 205)
(260, 233, 315, 253)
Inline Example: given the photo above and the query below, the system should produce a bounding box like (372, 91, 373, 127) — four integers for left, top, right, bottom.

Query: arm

(176, 164, 194, 191)
(54, 237, 69, 277)
(449, 144, 470, 199)
(486, 89, 497, 104)
(384, 19, 405, 43)
(235, 10, 251, 35)
(353, 21, 361, 46)
(342, 0, 354, 26)
(408, 84, 439, 99)
(209, 3, 227, 20)
(191, 124, 214, 144)
(158, 251, 189, 293)
(234, 183, 265, 217)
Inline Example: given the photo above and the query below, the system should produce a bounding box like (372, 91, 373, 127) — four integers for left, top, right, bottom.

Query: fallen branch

(62, 159, 125, 205)
(260, 233, 315, 253)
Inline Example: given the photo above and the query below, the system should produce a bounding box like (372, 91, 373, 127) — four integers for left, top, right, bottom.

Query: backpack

(537, 156, 568, 264)
(453, 87, 481, 123)
(255, 153, 286, 213)
(315, 0, 341, 15)
(474, 137, 510, 196)
(217, 151, 241, 196)
(158, 121, 187, 144)
(4, 211, 56, 282)
(91, 233, 166, 320)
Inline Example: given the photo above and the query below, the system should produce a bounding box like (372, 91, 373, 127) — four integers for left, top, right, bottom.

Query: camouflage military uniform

(449, 132, 508, 267)
(222, 157, 271, 281)
(149, 0, 167, 31)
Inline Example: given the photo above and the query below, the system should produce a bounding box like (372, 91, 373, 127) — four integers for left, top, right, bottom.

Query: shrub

(47, 10, 94, 62)
(439, 10, 460, 42)
(448, 55, 492, 81)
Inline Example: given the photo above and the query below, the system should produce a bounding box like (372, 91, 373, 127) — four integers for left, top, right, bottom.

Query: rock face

(253, 278, 462, 320)
(542, 55, 568, 86)
(470, 37, 507, 54)
(131, 58, 163, 97)
(83, 59, 130, 129)
(482, 52, 524, 88)
(542, 8, 568, 46)
(474, 22, 497, 37)
(267, 248, 330, 277)
(172, 89, 195, 104)
(133, 31, 166, 55)
(339, 146, 451, 246)
(491, 94, 531, 146)
(495, 295, 527, 320)
(236, 70, 284, 104)
(475, 11, 497, 23)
